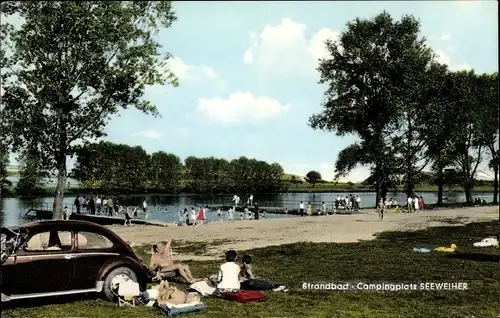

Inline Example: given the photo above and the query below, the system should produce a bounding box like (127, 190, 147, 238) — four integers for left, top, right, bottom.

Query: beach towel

(434, 244, 457, 253)
(412, 248, 431, 253)
(473, 237, 499, 248)
(189, 280, 216, 296)
(219, 290, 266, 303)
(157, 302, 207, 317)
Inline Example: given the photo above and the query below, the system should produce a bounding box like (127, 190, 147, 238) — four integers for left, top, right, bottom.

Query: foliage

(0, 146, 12, 194)
(305, 170, 322, 187)
(310, 11, 433, 203)
(0, 1, 178, 219)
(72, 142, 285, 194)
(15, 149, 49, 196)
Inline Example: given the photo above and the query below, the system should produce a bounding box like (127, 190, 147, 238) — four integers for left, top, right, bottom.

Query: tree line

(70, 141, 285, 194)
(310, 12, 499, 205)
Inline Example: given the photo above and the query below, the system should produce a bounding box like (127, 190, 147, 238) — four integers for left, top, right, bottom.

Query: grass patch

(3, 221, 499, 317)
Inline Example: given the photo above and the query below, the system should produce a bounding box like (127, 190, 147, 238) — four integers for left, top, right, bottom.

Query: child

(214, 250, 240, 297)
(239, 212, 244, 220)
(217, 208, 223, 221)
(240, 254, 256, 281)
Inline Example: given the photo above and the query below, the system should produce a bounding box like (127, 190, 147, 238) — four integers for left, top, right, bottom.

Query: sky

(6, 1, 499, 182)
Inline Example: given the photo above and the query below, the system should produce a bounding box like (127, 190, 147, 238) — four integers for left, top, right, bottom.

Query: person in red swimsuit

(196, 206, 205, 225)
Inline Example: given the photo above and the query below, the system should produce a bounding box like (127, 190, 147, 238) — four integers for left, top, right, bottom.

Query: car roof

(19, 220, 124, 242)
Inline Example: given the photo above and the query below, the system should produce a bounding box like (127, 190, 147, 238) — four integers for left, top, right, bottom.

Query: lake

(0, 191, 494, 227)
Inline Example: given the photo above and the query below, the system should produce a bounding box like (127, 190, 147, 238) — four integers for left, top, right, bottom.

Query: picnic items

(117, 281, 141, 307)
(412, 248, 432, 253)
(219, 290, 266, 303)
(189, 280, 216, 296)
(240, 278, 287, 291)
(434, 244, 457, 253)
(157, 302, 207, 317)
(473, 237, 499, 248)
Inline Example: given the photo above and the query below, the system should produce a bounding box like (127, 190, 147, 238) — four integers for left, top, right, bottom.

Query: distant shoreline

(1, 186, 496, 198)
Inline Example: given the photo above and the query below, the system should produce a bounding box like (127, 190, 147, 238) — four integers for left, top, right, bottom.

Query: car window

(77, 231, 114, 250)
(25, 231, 72, 252)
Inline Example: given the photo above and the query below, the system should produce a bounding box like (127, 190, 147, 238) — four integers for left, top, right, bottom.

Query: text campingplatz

(302, 282, 469, 292)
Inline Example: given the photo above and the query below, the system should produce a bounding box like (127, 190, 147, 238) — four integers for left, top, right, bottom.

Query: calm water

(0, 191, 494, 227)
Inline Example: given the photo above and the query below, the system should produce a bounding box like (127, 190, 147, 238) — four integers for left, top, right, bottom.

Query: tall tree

(309, 12, 433, 204)
(446, 71, 485, 204)
(0, 146, 11, 196)
(305, 171, 322, 188)
(149, 151, 183, 192)
(1, 1, 178, 219)
(476, 73, 499, 203)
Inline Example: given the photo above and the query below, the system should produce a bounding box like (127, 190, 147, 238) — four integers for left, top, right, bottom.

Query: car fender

(97, 256, 149, 286)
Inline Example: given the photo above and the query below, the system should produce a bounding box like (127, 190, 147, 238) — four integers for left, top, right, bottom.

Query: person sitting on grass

(149, 240, 202, 284)
(239, 254, 287, 292)
(213, 250, 240, 297)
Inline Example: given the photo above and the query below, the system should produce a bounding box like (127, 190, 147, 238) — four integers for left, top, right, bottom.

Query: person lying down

(239, 254, 287, 292)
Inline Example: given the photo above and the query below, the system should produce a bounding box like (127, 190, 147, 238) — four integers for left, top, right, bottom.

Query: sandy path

(109, 206, 499, 261)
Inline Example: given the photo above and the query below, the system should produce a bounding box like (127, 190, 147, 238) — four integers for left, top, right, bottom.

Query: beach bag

(241, 279, 280, 291)
(221, 290, 266, 303)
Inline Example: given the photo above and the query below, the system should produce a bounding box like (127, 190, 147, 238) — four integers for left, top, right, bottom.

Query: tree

(305, 171, 322, 188)
(446, 71, 485, 204)
(1, 1, 178, 219)
(310, 11, 433, 204)
(149, 151, 183, 192)
(15, 149, 48, 196)
(476, 73, 499, 204)
(0, 146, 12, 195)
(290, 175, 299, 189)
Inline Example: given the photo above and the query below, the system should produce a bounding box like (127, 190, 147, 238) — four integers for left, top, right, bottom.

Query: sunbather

(239, 254, 286, 291)
(149, 240, 201, 284)
(213, 250, 240, 297)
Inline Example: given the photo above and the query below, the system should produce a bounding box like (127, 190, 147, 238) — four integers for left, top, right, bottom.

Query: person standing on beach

(377, 198, 385, 220)
(321, 202, 327, 215)
(414, 196, 419, 213)
(217, 208, 223, 221)
(88, 196, 96, 215)
(74, 196, 81, 214)
(254, 203, 259, 220)
(334, 196, 339, 211)
(96, 196, 102, 214)
(407, 196, 413, 213)
(196, 206, 205, 225)
(107, 197, 114, 216)
(307, 202, 312, 216)
(249, 194, 254, 207)
(228, 207, 234, 220)
(419, 196, 425, 213)
(190, 208, 197, 225)
(355, 195, 361, 211)
(299, 201, 305, 217)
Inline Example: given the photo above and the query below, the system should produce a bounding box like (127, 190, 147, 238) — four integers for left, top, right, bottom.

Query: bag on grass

(220, 290, 266, 303)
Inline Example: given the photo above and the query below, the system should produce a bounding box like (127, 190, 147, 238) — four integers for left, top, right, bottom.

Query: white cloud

(134, 130, 162, 139)
(243, 18, 339, 74)
(434, 49, 472, 71)
(166, 57, 218, 81)
(197, 92, 289, 123)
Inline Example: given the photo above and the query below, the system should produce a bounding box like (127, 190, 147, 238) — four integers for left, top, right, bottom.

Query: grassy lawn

(2, 221, 499, 318)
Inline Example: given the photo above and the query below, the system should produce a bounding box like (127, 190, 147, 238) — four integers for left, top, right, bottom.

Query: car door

(12, 230, 76, 295)
(72, 230, 120, 290)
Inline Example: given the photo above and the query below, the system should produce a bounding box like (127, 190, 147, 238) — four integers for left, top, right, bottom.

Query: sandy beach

(109, 206, 499, 260)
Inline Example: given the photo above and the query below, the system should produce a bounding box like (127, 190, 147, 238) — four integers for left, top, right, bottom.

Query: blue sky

(8, 1, 499, 181)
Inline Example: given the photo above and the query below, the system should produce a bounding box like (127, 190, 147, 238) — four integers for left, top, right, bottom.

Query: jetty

(22, 203, 173, 227)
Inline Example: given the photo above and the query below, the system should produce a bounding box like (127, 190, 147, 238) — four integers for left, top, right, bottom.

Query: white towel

(189, 281, 216, 296)
(473, 237, 499, 247)
(163, 301, 202, 309)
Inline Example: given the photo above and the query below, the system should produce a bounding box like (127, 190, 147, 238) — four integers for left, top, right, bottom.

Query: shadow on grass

(448, 252, 499, 263)
(2, 220, 499, 318)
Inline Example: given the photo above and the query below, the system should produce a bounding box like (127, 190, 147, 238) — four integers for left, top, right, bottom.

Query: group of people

(232, 194, 254, 207)
(67, 195, 149, 222)
(406, 196, 425, 213)
(177, 204, 267, 226)
(334, 195, 361, 211)
(149, 239, 284, 301)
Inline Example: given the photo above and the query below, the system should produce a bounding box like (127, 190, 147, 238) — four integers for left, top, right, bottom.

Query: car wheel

(103, 267, 138, 302)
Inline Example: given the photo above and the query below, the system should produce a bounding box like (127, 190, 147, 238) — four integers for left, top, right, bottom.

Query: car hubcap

(110, 273, 132, 296)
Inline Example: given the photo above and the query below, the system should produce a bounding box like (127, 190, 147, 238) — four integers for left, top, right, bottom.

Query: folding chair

(117, 281, 141, 307)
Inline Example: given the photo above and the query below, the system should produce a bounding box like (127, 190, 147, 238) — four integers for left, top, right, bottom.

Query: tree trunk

(405, 114, 414, 197)
(436, 166, 444, 206)
(52, 155, 67, 220)
(463, 182, 473, 205)
(493, 164, 499, 204)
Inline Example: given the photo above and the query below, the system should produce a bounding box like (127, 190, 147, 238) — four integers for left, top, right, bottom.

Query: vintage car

(1, 220, 150, 303)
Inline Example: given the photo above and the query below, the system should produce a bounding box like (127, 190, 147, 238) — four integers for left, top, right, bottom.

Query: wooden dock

(23, 209, 174, 227)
